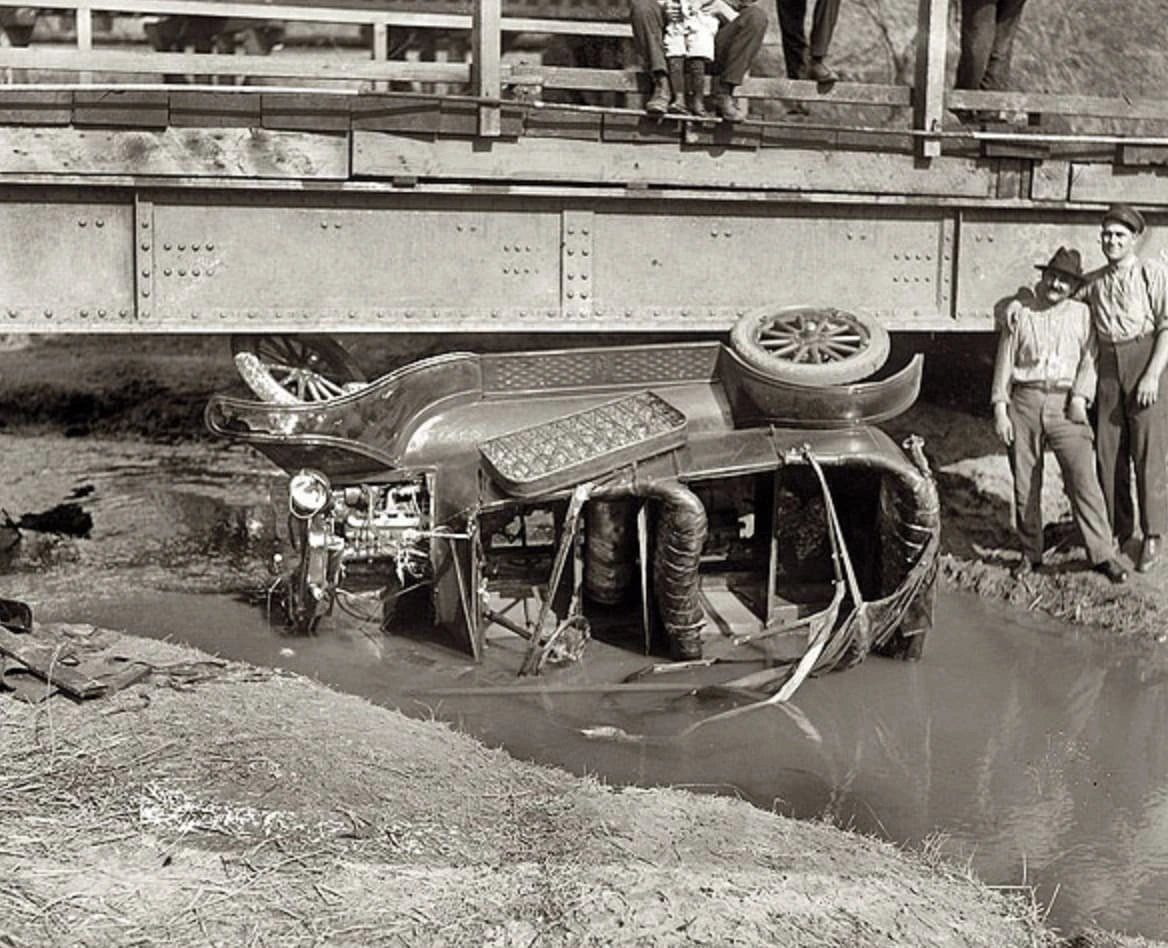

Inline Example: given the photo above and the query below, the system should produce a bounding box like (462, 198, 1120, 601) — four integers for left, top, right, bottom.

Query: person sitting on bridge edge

(629, 0, 766, 121)
(661, 0, 719, 116)
(990, 246, 1128, 585)
(778, 0, 840, 84)
(955, 0, 1027, 121)
(1080, 203, 1168, 573)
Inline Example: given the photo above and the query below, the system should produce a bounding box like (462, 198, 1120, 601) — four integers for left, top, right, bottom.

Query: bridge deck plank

(351, 130, 997, 198)
(0, 126, 349, 178)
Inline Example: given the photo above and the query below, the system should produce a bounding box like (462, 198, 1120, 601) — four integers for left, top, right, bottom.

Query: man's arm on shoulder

(1072, 265, 1108, 304)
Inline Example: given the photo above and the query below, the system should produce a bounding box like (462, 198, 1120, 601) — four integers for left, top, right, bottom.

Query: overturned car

(206, 308, 939, 699)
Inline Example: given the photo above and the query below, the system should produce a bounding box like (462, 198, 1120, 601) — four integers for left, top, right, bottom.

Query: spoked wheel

(730, 306, 891, 387)
(231, 334, 367, 404)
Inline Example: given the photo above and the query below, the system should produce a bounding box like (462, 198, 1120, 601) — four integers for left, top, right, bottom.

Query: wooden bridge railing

(3, 0, 1168, 156)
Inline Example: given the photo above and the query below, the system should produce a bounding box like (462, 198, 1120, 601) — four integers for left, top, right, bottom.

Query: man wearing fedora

(1081, 203, 1168, 572)
(991, 246, 1128, 583)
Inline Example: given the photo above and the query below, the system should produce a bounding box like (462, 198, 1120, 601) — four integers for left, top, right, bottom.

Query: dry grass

(0, 631, 1066, 947)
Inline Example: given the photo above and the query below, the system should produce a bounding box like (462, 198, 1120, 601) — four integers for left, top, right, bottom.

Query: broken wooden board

(0, 626, 150, 700)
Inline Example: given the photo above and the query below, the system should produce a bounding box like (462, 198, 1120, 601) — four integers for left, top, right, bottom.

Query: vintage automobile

(206, 307, 939, 699)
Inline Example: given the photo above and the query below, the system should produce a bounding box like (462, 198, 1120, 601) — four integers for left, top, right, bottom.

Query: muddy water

(33, 587, 1166, 940)
(5, 435, 1168, 940)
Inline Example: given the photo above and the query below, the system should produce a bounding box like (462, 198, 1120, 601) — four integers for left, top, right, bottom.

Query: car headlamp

(288, 469, 331, 517)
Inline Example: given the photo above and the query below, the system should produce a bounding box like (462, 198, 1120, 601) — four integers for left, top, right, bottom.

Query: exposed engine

(328, 479, 432, 585)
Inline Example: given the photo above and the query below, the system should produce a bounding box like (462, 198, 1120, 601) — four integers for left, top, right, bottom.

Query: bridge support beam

(0, 182, 1148, 335)
(913, 0, 948, 159)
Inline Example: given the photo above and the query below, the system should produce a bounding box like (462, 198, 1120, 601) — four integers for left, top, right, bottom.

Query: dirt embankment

(1, 333, 1165, 948)
(0, 630, 1071, 948)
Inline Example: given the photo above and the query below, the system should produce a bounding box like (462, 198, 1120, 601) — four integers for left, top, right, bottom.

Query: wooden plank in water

(0, 626, 106, 699)
(0, 127, 349, 179)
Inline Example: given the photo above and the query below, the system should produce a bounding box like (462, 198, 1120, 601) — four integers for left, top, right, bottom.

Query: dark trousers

(956, 0, 1028, 91)
(1096, 335, 1168, 540)
(1008, 388, 1115, 565)
(777, 0, 840, 78)
(628, 0, 767, 86)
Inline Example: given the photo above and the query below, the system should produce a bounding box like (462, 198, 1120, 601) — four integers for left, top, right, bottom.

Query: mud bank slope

(0, 632, 1114, 948)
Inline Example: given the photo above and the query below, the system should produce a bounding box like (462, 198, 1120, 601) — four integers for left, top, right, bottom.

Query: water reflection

(52, 587, 1168, 940)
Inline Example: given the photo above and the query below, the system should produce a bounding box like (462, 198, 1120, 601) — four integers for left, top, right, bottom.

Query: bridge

(3, 0, 1168, 335)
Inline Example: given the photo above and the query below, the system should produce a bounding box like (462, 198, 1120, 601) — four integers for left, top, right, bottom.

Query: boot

(645, 71, 670, 115)
(667, 57, 689, 113)
(685, 58, 709, 117)
(715, 82, 747, 122)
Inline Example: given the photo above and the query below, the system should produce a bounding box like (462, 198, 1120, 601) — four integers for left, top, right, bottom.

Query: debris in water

(579, 725, 644, 744)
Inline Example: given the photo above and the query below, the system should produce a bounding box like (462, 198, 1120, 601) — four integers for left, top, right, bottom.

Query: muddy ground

(0, 332, 1165, 948)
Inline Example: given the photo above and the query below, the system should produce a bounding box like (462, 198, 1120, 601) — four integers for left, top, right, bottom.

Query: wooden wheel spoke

(235, 333, 363, 404)
(769, 318, 803, 336)
(760, 338, 802, 355)
(314, 376, 343, 400)
(262, 338, 298, 364)
(284, 338, 311, 362)
(759, 313, 868, 365)
(818, 343, 858, 360)
(730, 306, 889, 386)
(316, 377, 346, 397)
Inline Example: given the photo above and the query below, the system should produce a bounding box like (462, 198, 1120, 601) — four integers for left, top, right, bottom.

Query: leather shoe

(807, 61, 838, 83)
(1092, 559, 1129, 585)
(715, 86, 748, 122)
(1138, 535, 1161, 572)
(645, 74, 670, 115)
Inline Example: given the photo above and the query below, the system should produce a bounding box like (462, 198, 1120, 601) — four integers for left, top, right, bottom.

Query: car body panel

(206, 336, 938, 692)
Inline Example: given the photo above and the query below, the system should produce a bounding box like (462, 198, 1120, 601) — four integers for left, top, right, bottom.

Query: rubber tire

(230, 334, 366, 403)
(730, 306, 891, 387)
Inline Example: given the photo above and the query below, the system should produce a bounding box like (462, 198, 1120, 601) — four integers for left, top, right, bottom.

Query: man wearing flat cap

(1081, 203, 1168, 572)
(991, 246, 1127, 583)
